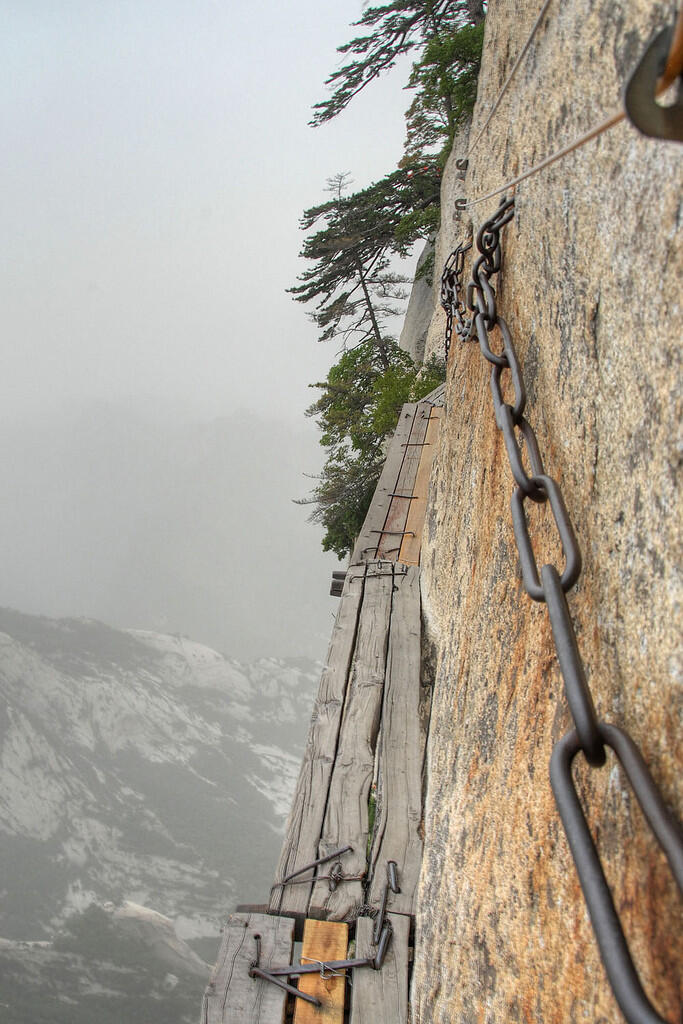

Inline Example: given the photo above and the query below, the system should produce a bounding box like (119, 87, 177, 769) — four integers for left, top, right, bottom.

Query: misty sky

(2, 0, 413, 421)
(1, 2, 419, 658)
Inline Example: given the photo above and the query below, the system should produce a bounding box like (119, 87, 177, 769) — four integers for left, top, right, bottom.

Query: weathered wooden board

(376, 401, 431, 560)
(398, 408, 443, 566)
(367, 566, 425, 916)
(309, 564, 394, 920)
(270, 569, 366, 915)
(422, 380, 446, 407)
(294, 920, 348, 1024)
(350, 914, 410, 1024)
(350, 404, 417, 565)
(203, 912, 294, 1024)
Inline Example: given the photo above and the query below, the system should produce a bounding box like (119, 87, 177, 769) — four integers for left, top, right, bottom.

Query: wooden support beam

(203, 912, 294, 1024)
(294, 920, 348, 1024)
(350, 404, 417, 565)
(398, 407, 443, 566)
(270, 570, 365, 915)
(376, 401, 431, 560)
(309, 564, 394, 920)
(367, 565, 425, 916)
(350, 914, 410, 1024)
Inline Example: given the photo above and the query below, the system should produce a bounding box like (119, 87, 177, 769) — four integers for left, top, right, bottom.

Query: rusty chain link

(442, 196, 683, 1024)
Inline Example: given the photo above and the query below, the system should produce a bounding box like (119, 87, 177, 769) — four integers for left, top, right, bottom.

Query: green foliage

(403, 20, 485, 162)
(310, 1, 484, 127)
(301, 341, 445, 558)
(371, 353, 446, 437)
(297, 1, 485, 556)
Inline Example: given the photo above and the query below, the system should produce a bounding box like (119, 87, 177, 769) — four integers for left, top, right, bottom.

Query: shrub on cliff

(300, 341, 445, 558)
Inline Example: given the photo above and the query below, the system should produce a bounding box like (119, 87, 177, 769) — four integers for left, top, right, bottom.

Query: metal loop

(468, 261, 497, 327)
(374, 922, 393, 969)
(490, 316, 526, 422)
(542, 565, 604, 765)
(387, 860, 400, 894)
(477, 198, 515, 257)
(624, 26, 683, 143)
(510, 475, 582, 601)
(497, 406, 546, 500)
(474, 310, 508, 368)
(328, 861, 343, 892)
(551, 724, 683, 1024)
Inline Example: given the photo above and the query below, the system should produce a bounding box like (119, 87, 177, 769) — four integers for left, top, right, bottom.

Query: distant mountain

(0, 607, 319, 1022)
(0, 902, 209, 1024)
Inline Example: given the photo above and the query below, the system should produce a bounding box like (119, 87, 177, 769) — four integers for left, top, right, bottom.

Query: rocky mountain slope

(0, 607, 320, 1021)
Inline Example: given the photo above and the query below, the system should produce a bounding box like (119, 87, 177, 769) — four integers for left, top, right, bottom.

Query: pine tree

(289, 173, 410, 369)
(310, 1, 485, 128)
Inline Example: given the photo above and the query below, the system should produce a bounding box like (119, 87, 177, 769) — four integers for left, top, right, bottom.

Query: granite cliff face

(402, 2, 682, 1021)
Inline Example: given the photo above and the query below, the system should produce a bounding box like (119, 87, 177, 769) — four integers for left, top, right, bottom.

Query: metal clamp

(249, 934, 321, 1007)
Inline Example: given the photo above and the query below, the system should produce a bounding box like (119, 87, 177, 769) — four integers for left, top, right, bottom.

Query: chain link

(440, 241, 473, 359)
(442, 197, 683, 1024)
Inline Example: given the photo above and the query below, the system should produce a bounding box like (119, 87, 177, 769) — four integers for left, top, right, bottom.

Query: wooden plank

(367, 565, 425, 916)
(309, 564, 395, 920)
(350, 404, 417, 565)
(376, 401, 431, 560)
(203, 912, 294, 1024)
(270, 569, 366, 915)
(294, 920, 348, 1024)
(350, 914, 410, 1024)
(398, 407, 443, 565)
(422, 380, 446, 407)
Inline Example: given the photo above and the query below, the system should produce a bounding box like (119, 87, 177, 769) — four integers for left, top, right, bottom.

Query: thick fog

(0, 402, 341, 659)
(1, 1, 413, 659)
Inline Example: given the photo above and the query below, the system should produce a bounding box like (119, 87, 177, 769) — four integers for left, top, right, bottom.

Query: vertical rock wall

(413, 1, 681, 1021)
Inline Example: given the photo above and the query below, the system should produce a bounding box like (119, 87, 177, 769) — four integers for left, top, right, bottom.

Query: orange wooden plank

(294, 920, 348, 1024)
(398, 407, 442, 565)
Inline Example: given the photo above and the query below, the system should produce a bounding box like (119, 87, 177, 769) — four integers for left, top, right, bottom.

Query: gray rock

(399, 240, 436, 361)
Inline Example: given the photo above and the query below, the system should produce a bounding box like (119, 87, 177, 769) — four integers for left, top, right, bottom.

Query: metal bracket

(624, 25, 683, 142)
(249, 934, 321, 1007)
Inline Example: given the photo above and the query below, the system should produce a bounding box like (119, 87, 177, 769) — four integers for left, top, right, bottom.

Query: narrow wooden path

(203, 385, 445, 1023)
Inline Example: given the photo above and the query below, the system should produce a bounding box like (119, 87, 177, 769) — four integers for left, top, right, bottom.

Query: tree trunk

(355, 257, 390, 370)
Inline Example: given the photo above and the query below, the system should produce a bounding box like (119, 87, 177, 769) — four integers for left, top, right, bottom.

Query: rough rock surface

(399, 240, 436, 361)
(412, 2, 682, 1022)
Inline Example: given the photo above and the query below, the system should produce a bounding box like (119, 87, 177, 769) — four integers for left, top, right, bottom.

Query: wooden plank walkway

(270, 569, 366, 916)
(294, 920, 348, 1024)
(202, 912, 294, 1024)
(350, 914, 410, 1024)
(399, 407, 443, 565)
(205, 387, 447, 1022)
(367, 565, 425, 917)
(350, 404, 417, 565)
(376, 401, 431, 559)
(308, 563, 395, 920)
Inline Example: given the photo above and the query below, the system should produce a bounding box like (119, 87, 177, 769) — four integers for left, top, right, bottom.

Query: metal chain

(440, 241, 473, 360)
(442, 197, 683, 1024)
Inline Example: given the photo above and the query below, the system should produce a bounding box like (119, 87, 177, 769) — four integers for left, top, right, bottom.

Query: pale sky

(2, 0, 414, 422)
(0, 1, 419, 657)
